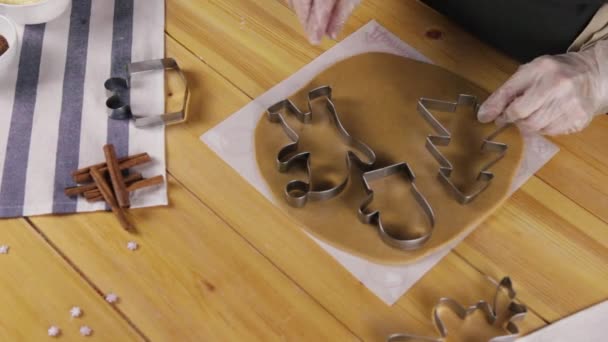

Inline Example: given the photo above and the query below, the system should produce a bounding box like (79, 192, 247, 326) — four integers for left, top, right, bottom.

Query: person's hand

(289, 0, 360, 45)
(477, 40, 608, 135)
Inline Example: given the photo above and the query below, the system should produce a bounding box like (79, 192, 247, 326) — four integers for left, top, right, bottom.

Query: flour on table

(47, 326, 60, 337)
(0, 245, 9, 254)
(127, 241, 138, 251)
(105, 293, 119, 304)
(69, 306, 82, 318)
(79, 326, 92, 336)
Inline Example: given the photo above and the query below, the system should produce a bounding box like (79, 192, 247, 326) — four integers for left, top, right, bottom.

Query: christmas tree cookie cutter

(358, 162, 435, 250)
(388, 277, 528, 342)
(418, 94, 510, 204)
(104, 58, 190, 128)
(266, 85, 376, 207)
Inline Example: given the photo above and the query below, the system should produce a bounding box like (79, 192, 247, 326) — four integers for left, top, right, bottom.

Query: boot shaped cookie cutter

(417, 95, 510, 204)
(104, 58, 190, 128)
(388, 277, 528, 342)
(266, 86, 376, 207)
(358, 163, 435, 250)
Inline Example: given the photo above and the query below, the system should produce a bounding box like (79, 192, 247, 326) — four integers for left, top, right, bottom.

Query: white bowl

(0, 0, 71, 25)
(0, 15, 18, 71)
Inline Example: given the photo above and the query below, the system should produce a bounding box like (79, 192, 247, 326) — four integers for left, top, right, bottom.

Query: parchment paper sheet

(201, 21, 559, 305)
(516, 300, 608, 342)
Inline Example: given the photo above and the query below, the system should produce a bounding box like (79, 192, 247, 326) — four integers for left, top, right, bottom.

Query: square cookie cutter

(104, 58, 190, 128)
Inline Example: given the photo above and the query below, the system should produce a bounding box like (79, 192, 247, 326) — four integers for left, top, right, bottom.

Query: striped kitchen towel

(0, 0, 167, 217)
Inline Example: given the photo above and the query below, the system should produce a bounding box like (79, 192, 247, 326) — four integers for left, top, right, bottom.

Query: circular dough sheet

(255, 53, 523, 265)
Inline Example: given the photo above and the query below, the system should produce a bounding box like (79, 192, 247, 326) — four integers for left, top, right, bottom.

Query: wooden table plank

(166, 0, 320, 97)
(396, 252, 546, 337)
(552, 116, 608, 171)
(354, 0, 519, 89)
(30, 177, 357, 341)
(0, 219, 142, 341)
(537, 116, 608, 224)
(166, 0, 519, 97)
(455, 176, 608, 321)
(160, 34, 547, 339)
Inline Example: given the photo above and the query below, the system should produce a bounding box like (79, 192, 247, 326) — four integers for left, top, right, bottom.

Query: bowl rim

(0, 0, 50, 9)
(0, 14, 17, 58)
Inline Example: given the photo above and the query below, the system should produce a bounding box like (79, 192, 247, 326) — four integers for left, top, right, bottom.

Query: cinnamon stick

(104, 144, 130, 208)
(84, 189, 101, 200)
(123, 172, 144, 184)
(90, 167, 132, 230)
(81, 173, 144, 201)
(72, 153, 151, 183)
(65, 172, 143, 197)
(71, 153, 147, 178)
(64, 182, 98, 197)
(86, 195, 104, 203)
(127, 175, 164, 192)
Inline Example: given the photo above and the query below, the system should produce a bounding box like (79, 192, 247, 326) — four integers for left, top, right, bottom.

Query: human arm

(477, 39, 608, 135)
(288, 0, 360, 45)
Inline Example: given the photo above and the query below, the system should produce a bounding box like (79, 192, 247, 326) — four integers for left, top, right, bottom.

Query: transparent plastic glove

(289, 0, 360, 45)
(477, 40, 608, 135)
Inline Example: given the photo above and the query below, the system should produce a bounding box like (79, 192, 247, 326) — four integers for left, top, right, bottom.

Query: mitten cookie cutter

(358, 163, 435, 250)
(266, 85, 376, 207)
(105, 58, 190, 128)
(388, 277, 527, 342)
(418, 95, 510, 204)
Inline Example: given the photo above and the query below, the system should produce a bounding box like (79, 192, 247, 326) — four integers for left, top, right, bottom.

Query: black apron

(422, 0, 605, 62)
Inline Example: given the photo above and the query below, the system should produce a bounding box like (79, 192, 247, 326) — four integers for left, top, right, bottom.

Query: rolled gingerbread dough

(255, 53, 523, 264)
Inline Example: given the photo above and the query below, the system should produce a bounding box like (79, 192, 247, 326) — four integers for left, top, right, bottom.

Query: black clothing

(422, 0, 605, 62)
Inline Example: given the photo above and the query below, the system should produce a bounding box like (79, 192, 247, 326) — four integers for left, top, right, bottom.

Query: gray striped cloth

(0, 0, 167, 217)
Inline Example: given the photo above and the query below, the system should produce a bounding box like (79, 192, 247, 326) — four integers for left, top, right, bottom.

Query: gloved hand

(288, 0, 360, 45)
(477, 39, 608, 135)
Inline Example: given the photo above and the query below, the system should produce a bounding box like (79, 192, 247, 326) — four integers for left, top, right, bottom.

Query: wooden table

(2, 1, 607, 340)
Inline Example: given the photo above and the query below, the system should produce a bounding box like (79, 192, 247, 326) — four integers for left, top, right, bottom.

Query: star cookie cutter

(417, 95, 510, 204)
(105, 58, 190, 128)
(388, 277, 528, 342)
(266, 86, 376, 207)
(358, 162, 435, 250)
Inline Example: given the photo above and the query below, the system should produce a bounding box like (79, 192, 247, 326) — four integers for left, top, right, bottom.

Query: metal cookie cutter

(358, 163, 435, 250)
(267, 85, 376, 207)
(418, 95, 510, 204)
(388, 277, 528, 342)
(104, 58, 190, 128)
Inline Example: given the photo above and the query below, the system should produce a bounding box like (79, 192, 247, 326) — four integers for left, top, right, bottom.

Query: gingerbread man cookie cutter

(358, 162, 435, 250)
(266, 86, 376, 207)
(388, 277, 527, 342)
(417, 94, 510, 204)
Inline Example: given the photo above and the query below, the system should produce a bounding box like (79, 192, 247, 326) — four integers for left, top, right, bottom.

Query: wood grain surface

(0, 0, 606, 340)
